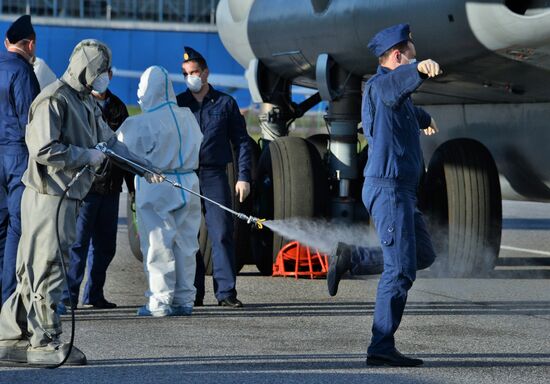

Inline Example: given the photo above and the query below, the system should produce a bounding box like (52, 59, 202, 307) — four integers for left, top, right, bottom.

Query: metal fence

(0, 0, 220, 24)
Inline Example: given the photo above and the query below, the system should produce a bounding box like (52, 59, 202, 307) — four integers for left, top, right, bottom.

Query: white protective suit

(117, 66, 203, 313)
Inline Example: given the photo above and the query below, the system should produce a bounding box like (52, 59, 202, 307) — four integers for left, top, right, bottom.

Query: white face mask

(92, 72, 110, 93)
(400, 53, 416, 65)
(185, 75, 203, 93)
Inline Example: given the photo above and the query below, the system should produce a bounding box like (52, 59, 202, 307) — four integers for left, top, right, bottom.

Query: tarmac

(0, 198, 548, 384)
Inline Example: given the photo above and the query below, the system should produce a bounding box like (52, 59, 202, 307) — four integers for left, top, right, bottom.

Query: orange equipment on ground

(272, 241, 329, 279)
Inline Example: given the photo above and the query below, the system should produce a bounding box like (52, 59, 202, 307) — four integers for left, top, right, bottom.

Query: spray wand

(95, 143, 266, 229)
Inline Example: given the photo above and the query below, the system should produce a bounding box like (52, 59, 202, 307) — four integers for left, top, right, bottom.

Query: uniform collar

(377, 65, 391, 75)
(184, 83, 219, 105)
(100, 88, 113, 103)
(3, 50, 33, 68)
(95, 89, 112, 108)
(204, 84, 219, 103)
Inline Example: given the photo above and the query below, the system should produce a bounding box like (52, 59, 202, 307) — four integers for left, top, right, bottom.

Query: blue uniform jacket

(176, 86, 251, 182)
(362, 63, 431, 186)
(0, 51, 40, 153)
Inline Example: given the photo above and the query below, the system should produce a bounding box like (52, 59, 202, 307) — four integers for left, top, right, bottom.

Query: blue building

(0, 0, 251, 107)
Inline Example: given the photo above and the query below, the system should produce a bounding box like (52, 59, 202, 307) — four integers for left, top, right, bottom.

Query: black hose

(45, 166, 90, 369)
(45, 186, 76, 369)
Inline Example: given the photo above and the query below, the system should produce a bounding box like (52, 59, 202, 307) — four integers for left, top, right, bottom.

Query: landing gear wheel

(198, 215, 214, 275)
(127, 192, 143, 262)
(420, 139, 502, 277)
(252, 136, 328, 275)
(306, 133, 330, 160)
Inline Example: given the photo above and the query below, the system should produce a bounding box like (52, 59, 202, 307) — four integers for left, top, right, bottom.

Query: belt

(364, 176, 417, 189)
(163, 169, 196, 175)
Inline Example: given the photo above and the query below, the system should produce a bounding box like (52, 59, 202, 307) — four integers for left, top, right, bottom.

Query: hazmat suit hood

(137, 66, 177, 112)
(61, 39, 111, 94)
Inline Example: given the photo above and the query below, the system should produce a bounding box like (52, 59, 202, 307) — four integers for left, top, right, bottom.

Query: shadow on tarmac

(2, 352, 549, 381)
(86, 352, 550, 368)
(59, 300, 550, 322)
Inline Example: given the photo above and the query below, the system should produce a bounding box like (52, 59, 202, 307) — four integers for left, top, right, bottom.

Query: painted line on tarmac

(501, 245, 550, 256)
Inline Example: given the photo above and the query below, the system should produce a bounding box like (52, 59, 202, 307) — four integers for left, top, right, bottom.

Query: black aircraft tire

(228, 138, 261, 272)
(252, 137, 326, 275)
(271, 137, 317, 261)
(306, 133, 330, 160)
(127, 192, 143, 262)
(198, 215, 214, 275)
(421, 139, 502, 277)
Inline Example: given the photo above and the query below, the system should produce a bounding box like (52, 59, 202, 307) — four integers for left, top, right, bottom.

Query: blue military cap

(368, 23, 412, 57)
(183, 46, 205, 62)
(6, 15, 35, 44)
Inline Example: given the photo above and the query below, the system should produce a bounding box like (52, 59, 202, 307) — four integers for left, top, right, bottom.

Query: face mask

(185, 75, 203, 93)
(92, 72, 110, 93)
(400, 53, 416, 65)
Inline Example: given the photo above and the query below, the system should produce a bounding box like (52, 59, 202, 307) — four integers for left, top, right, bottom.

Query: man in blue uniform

(327, 24, 441, 367)
(176, 47, 251, 308)
(0, 15, 40, 304)
(59, 70, 134, 313)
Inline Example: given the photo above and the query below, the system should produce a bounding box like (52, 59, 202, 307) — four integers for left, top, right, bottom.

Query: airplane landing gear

(420, 139, 502, 276)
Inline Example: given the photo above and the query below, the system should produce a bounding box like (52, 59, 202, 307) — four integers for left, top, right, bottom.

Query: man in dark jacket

(0, 15, 40, 304)
(177, 47, 251, 308)
(60, 69, 135, 311)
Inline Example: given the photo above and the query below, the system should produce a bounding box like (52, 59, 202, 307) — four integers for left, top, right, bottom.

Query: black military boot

(367, 349, 423, 367)
(327, 242, 353, 296)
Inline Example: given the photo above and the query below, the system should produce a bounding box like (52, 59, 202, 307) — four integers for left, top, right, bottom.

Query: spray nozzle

(255, 218, 266, 229)
(235, 213, 266, 229)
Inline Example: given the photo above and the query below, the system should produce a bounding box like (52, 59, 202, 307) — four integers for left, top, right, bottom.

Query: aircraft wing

(112, 67, 316, 98)
(217, 0, 550, 105)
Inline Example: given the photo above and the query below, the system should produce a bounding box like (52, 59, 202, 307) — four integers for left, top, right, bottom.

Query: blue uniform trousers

(0, 189, 6, 301)
(357, 178, 436, 354)
(63, 192, 119, 305)
(0, 152, 27, 304)
(197, 167, 236, 301)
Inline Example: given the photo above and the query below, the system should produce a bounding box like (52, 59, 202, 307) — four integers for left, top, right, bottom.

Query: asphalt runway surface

(0, 197, 548, 384)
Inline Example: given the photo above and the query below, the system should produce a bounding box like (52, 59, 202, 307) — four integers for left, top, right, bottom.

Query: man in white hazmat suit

(0, 39, 159, 366)
(117, 66, 203, 317)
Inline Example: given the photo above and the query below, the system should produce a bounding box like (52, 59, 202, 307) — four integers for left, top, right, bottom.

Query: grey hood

(61, 39, 111, 94)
